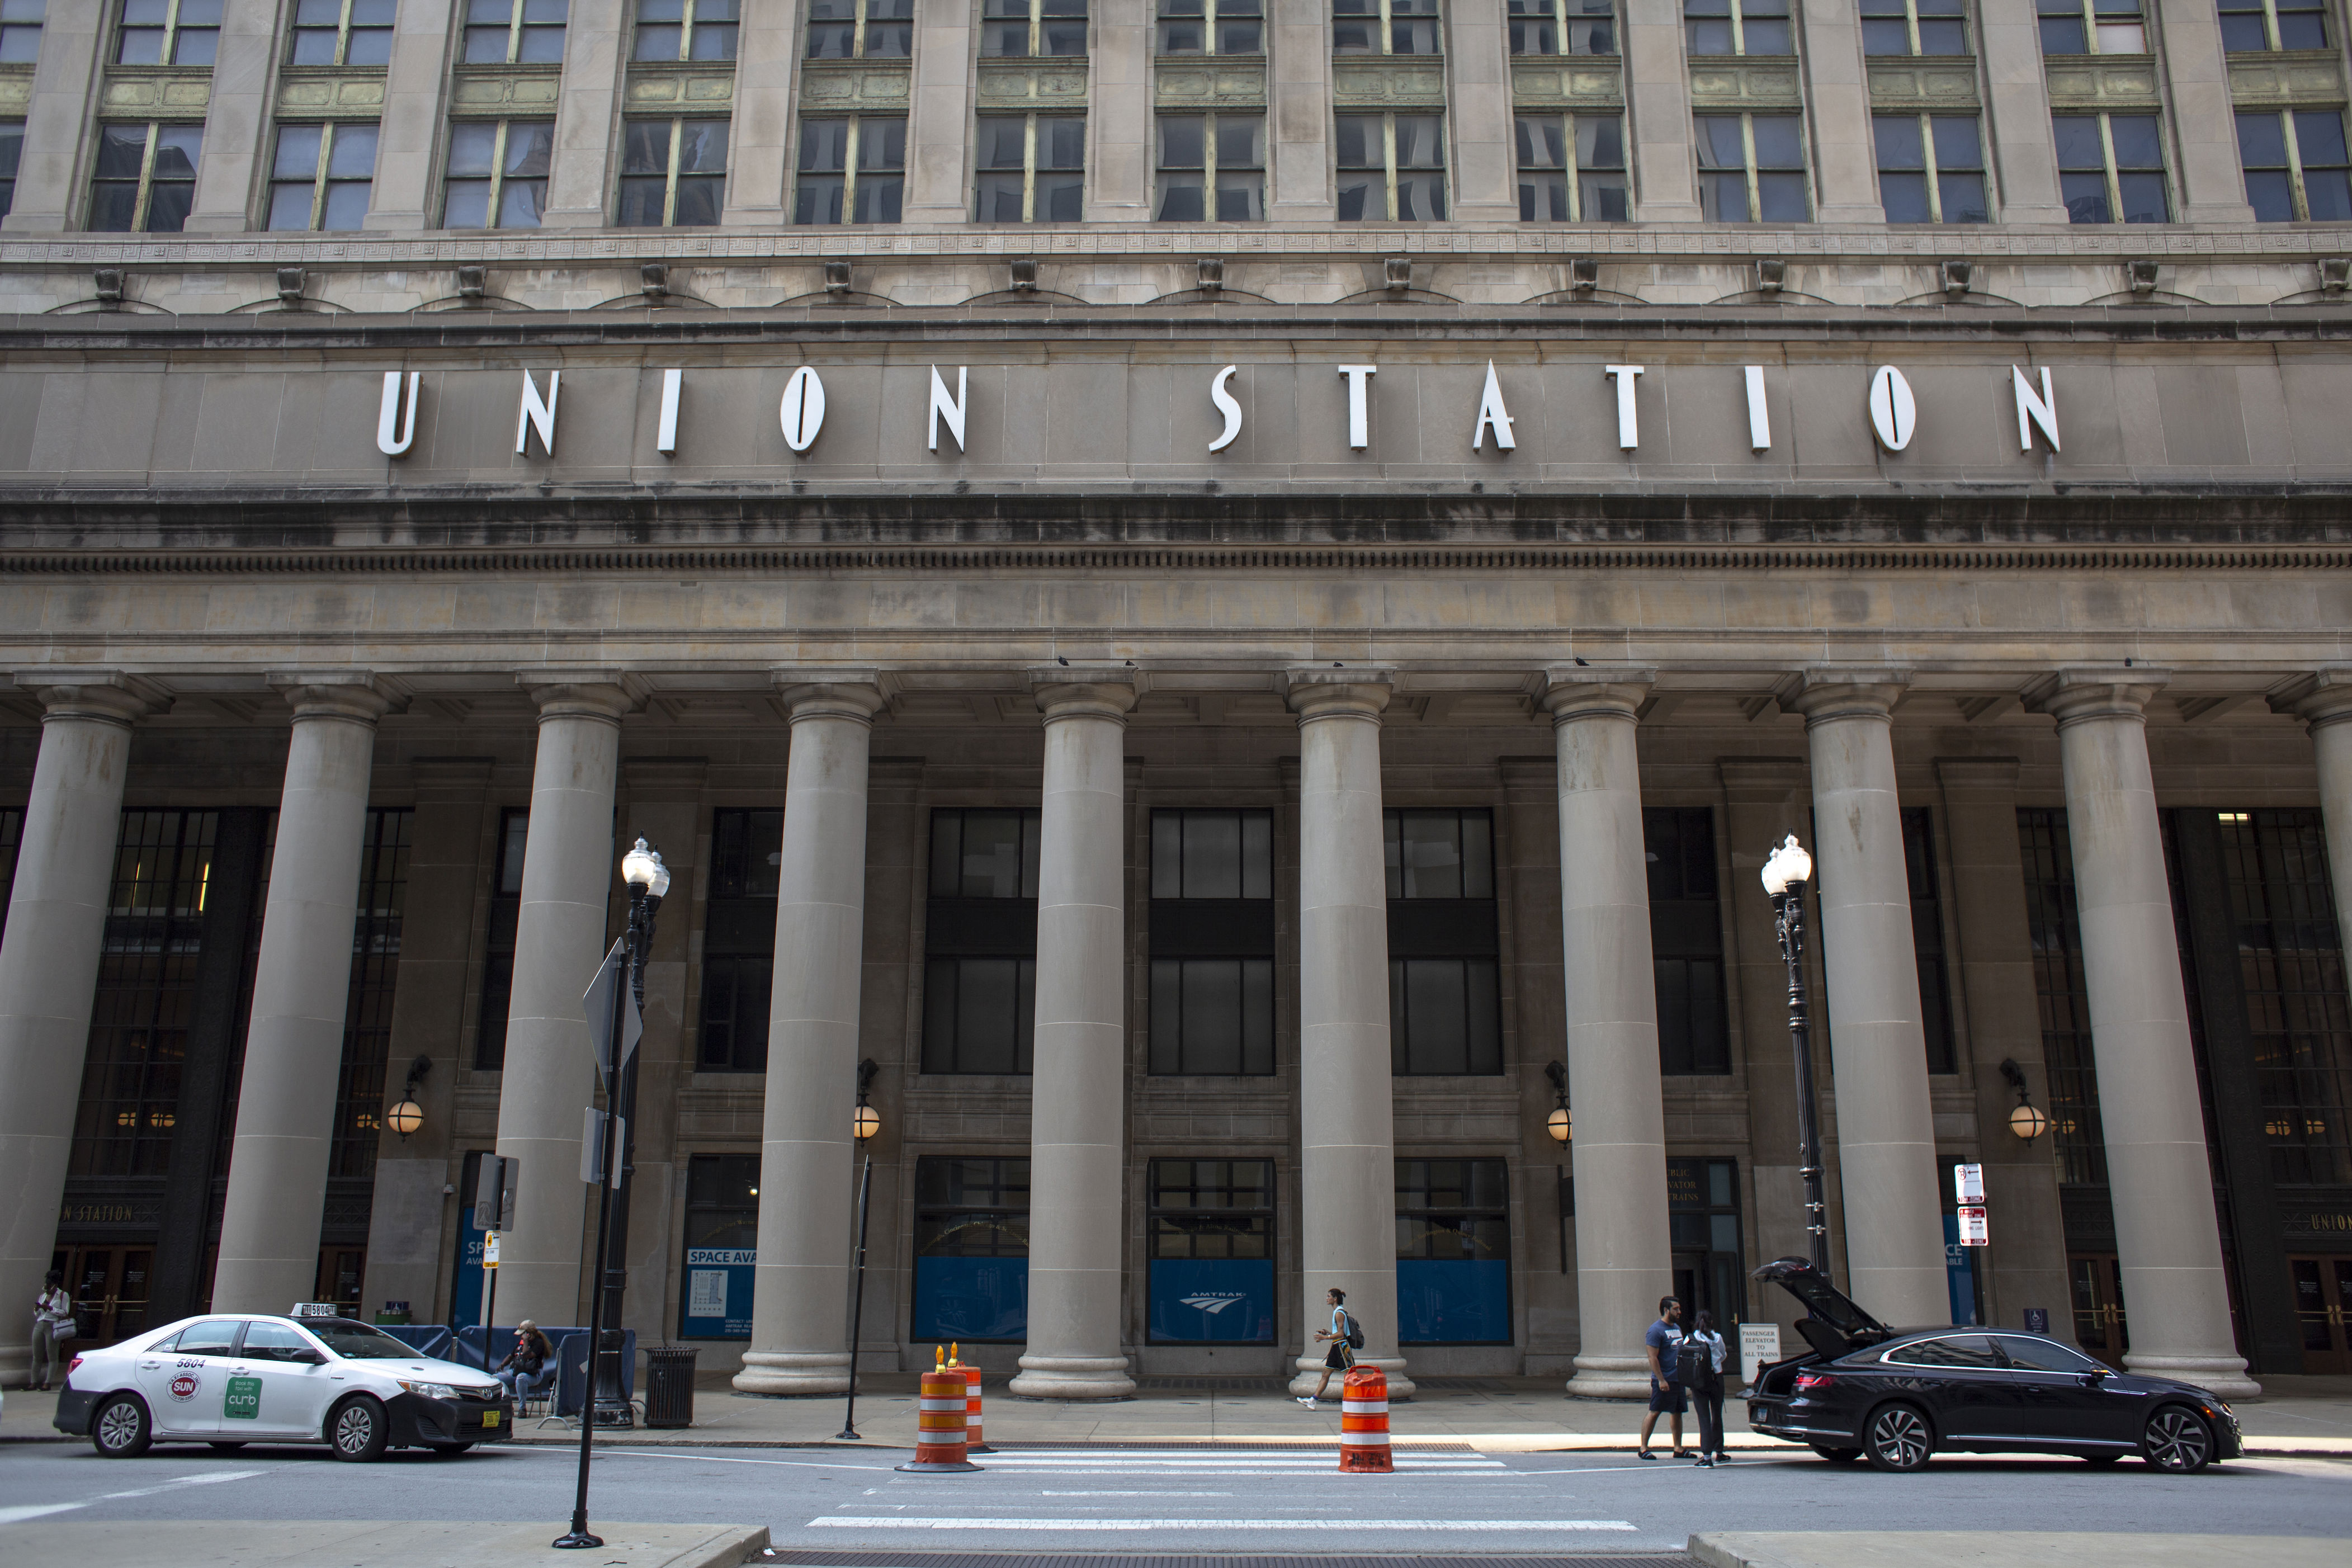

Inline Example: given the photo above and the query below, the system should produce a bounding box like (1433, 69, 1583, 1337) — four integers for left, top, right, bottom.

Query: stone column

(2029, 669, 2257, 1396)
(1541, 668, 1671, 1399)
(1447, 0, 1520, 220)
(1794, 0, 1882, 222)
(721, 0, 805, 226)
(212, 677, 399, 1313)
(736, 677, 886, 1396)
(1935, 756, 2073, 1337)
(904, 0, 977, 221)
(1973, 0, 2067, 223)
(0, 676, 153, 1383)
(185, 0, 284, 233)
(1622, 0, 1702, 221)
(1012, 670, 1140, 1398)
(489, 677, 632, 1328)
(365, 0, 460, 232)
(542, 0, 628, 228)
(2152, 2, 2257, 224)
(2276, 668, 2352, 946)
(1267, 0, 1334, 220)
(0, 2, 105, 234)
(1783, 672, 1949, 1328)
(1088, 0, 1153, 221)
(1283, 669, 1412, 1396)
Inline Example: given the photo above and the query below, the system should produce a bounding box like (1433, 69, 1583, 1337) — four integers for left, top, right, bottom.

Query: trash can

(644, 1346, 698, 1429)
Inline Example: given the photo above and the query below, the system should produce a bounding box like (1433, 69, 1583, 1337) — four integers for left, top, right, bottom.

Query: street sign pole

(556, 940, 631, 1553)
(836, 1153, 875, 1441)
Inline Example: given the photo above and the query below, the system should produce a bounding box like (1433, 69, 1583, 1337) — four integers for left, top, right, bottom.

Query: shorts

(1648, 1380, 1687, 1415)
(1325, 1342, 1356, 1371)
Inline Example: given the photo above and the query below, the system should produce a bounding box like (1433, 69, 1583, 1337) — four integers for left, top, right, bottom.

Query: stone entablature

(1865, 59, 1982, 112)
(2226, 49, 2349, 110)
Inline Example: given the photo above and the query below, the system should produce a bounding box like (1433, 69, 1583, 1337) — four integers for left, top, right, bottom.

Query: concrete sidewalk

(0, 1520, 766, 1568)
(1689, 1533, 2347, 1568)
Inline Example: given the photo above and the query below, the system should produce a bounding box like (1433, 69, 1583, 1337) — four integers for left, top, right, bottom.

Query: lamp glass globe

(623, 837, 672, 898)
(2010, 1102, 2051, 1142)
(387, 1099, 424, 1137)
(853, 1104, 882, 1142)
(1546, 1106, 1571, 1144)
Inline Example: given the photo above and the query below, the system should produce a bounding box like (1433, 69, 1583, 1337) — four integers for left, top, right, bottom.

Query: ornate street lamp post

(1761, 834, 1831, 1275)
(837, 1059, 881, 1442)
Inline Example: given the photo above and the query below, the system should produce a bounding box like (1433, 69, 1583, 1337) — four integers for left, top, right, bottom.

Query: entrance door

(55, 1246, 155, 1348)
(2070, 1254, 2128, 1368)
(2289, 1256, 2352, 1374)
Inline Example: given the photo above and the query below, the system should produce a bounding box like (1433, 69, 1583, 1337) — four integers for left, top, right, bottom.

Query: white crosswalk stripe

(974, 1448, 1506, 1473)
(810, 1518, 1636, 1533)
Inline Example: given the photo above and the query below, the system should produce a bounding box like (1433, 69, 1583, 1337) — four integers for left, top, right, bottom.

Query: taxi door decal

(224, 1375, 262, 1421)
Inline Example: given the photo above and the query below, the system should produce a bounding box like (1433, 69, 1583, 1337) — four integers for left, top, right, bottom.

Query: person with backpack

(1679, 1307, 1730, 1467)
(1296, 1287, 1364, 1408)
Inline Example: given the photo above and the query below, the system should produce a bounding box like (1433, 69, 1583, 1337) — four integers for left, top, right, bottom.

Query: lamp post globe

(1546, 1106, 1571, 1144)
(853, 1103, 882, 1143)
(386, 1099, 424, 1140)
(1760, 833, 1812, 896)
(623, 837, 670, 897)
(2010, 1101, 2052, 1142)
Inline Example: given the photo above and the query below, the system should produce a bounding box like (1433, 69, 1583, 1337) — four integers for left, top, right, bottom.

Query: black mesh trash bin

(644, 1347, 698, 1429)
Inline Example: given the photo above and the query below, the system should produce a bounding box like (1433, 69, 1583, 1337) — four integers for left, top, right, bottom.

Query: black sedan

(1744, 1257, 2243, 1473)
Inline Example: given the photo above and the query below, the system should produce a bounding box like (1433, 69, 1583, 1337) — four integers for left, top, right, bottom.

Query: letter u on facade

(377, 372, 419, 456)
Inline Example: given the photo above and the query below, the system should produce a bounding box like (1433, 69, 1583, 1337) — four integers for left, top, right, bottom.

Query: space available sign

(374, 357, 2063, 463)
(681, 1248, 755, 1340)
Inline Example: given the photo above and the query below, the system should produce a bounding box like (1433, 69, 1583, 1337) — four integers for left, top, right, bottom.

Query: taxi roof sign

(292, 1302, 339, 1317)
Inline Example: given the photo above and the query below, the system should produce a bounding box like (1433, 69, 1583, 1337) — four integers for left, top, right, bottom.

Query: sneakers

(1296, 1395, 1317, 1408)
(1695, 1456, 1714, 1468)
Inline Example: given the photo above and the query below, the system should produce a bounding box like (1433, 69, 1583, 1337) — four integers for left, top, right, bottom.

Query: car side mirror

(2077, 1369, 2105, 1387)
(293, 1348, 328, 1365)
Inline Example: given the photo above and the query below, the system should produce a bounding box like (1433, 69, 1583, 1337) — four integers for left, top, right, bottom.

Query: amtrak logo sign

(1179, 1293, 1248, 1317)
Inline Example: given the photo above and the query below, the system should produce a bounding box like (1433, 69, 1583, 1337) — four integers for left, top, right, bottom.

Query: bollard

(1338, 1366, 1394, 1473)
(897, 1365, 982, 1472)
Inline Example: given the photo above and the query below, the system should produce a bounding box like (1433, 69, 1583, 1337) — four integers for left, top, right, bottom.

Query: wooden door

(2288, 1255, 2352, 1374)
(2069, 1253, 2128, 1367)
(53, 1246, 155, 1348)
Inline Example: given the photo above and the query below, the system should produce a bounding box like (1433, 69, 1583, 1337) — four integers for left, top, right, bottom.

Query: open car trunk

(1748, 1255, 1900, 1395)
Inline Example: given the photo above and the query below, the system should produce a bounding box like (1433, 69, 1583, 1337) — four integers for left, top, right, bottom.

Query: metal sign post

(556, 938, 633, 1553)
(836, 1153, 876, 1441)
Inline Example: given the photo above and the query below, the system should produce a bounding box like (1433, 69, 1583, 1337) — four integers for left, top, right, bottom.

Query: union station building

(4, 0, 2352, 1402)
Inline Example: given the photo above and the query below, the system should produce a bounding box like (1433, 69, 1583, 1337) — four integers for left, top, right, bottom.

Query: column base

(2121, 1353, 2261, 1400)
(1288, 1355, 1415, 1399)
(1565, 1354, 1654, 1401)
(1009, 1354, 1136, 1399)
(732, 1350, 852, 1396)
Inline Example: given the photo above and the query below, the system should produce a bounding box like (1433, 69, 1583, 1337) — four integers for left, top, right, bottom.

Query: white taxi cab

(54, 1307, 514, 1461)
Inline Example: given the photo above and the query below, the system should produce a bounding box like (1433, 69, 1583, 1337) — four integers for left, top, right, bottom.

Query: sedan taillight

(1794, 1371, 1838, 1391)
(67, 1356, 82, 1376)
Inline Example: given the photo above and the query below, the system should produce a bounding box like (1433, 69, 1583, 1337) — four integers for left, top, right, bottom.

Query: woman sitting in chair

(494, 1320, 558, 1405)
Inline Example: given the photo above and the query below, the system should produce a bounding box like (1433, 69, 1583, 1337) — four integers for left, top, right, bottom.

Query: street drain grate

(763, 1555, 1695, 1568)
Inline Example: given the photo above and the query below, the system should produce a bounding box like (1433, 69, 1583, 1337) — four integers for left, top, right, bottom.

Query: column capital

(2269, 667, 2352, 731)
(1536, 664, 1655, 725)
(773, 669, 888, 725)
(1281, 667, 1394, 723)
(2025, 667, 2173, 727)
(1777, 668, 1912, 725)
(1029, 667, 1140, 723)
(268, 672, 402, 725)
(1933, 756, 2023, 801)
(11, 672, 166, 727)
(517, 670, 640, 724)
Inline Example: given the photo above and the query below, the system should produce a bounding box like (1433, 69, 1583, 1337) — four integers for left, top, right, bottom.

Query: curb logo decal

(168, 1373, 200, 1401)
(224, 1375, 262, 1421)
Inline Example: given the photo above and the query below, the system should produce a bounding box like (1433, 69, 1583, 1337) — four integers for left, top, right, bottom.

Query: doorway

(2070, 1252, 2128, 1367)
(2289, 1255, 2352, 1374)
(52, 1246, 154, 1348)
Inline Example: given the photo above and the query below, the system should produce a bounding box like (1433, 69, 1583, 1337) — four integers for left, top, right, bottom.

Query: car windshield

(304, 1320, 421, 1360)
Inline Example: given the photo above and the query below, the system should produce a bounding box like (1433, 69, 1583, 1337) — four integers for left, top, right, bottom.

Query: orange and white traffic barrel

(1339, 1366, 1393, 1473)
(961, 1362, 989, 1453)
(897, 1367, 981, 1472)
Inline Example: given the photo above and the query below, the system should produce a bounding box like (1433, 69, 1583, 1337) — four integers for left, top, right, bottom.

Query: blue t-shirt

(1646, 1319, 1679, 1381)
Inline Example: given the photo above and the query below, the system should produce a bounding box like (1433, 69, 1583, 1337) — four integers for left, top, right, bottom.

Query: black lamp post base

(552, 1531, 606, 1550)
(834, 1427, 861, 1441)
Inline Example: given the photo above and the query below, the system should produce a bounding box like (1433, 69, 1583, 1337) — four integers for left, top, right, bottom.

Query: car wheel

(2142, 1405, 2213, 1474)
(327, 1395, 389, 1462)
(207, 1441, 247, 1452)
(92, 1394, 151, 1458)
(1810, 1445, 1864, 1463)
(1864, 1402, 1934, 1472)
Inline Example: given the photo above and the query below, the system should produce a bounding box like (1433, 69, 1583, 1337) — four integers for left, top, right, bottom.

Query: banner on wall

(681, 1248, 756, 1339)
(1147, 1259, 1276, 1344)
(913, 1257, 1030, 1343)
(1397, 1259, 1512, 1344)
(1943, 1215, 1980, 1326)
(450, 1206, 487, 1330)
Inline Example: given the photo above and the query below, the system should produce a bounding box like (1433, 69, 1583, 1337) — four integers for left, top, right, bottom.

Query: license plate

(481, 1410, 499, 1428)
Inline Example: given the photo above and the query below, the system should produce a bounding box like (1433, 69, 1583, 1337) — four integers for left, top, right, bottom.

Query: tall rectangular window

(983, 0, 1089, 56)
(634, 0, 740, 60)
(1903, 807, 1958, 1075)
(807, 0, 913, 56)
(0, 121, 21, 219)
(117, 0, 221, 67)
(1646, 806, 1728, 1076)
(1860, 0, 1967, 54)
(618, 117, 728, 225)
(1509, 0, 1616, 55)
(701, 809, 781, 1073)
(2019, 807, 2107, 1186)
(327, 809, 410, 1182)
(474, 809, 526, 1071)
(1159, 0, 1263, 54)
(1148, 1159, 1275, 1342)
(1516, 111, 1627, 220)
(442, 118, 553, 226)
(267, 122, 378, 230)
(796, 116, 906, 223)
(1876, 112, 1989, 223)
(1684, 0, 1791, 55)
(1334, 0, 1441, 54)
(913, 1156, 1031, 1342)
(2055, 111, 2167, 222)
(0, 0, 44, 64)
(680, 1153, 758, 1338)
(290, 0, 395, 66)
(2219, 0, 2327, 50)
(2239, 108, 2352, 221)
(2038, 0, 2147, 54)
(1387, 809, 1501, 1075)
(88, 124, 201, 232)
(1696, 111, 1807, 220)
(1155, 112, 1265, 220)
(1151, 809, 1275, 1075)
(465, 0, 570, 63)
(1396, 1159, 1511, 1343)
(1336, 112, 1447, 220)
(923, 809, 1040, 1073)
(1669, 1156, 1749, 1325)
(975, 114, 1084, 222)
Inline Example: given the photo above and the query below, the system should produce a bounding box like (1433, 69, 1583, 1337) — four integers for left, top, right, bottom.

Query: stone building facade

(2, 0, 2351, 1402)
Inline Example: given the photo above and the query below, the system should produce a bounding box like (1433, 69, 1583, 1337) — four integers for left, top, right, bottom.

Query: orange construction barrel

(897, 1367, 981, 1472)
(1339, 1366, 1393, 1473)
(961, 1363, 989, 1453)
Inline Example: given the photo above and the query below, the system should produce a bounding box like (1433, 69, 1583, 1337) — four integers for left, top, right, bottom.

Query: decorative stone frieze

(1330, 60, 1447, 109)
(624, 63, 739, 111)
(798, 59, 913, 112)
(100, 67, 212, 116)
(2043, 58, 2163, 110)
(0, 68, 31, 115)
(1155, 60, 1268, 110)
(1509, 59, 1624, 110)
(448, 65, 563, 114)
(1687, 59, 1804, 110)
(275, 67, 389, 119)
(1866, 58, 1982, 111)
(978, 60, 1090, 108)
(2226, 49, 2346, 110)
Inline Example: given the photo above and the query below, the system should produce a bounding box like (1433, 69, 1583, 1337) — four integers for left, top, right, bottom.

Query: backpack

(1342, 1310, 1365, 1350)
(1676, 1333, 1721, 1392)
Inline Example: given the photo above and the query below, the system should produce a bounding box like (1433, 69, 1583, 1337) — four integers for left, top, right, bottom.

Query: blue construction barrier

(453, 1323, 590, 1374)
(552, 1329, 637, 1418)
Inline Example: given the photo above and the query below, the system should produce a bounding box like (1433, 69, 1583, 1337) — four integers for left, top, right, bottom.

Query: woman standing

(1682, 1308, 1730, 1467)
(31, 1270, 74, 1392)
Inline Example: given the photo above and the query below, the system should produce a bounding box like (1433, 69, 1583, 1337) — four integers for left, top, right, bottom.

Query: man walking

(1296, 1287, 1360, 1408)
(1636, 1295, 1689, 1460)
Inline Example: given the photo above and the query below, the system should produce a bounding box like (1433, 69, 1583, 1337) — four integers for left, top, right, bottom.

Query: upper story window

(117, 0, 223, 67)
(1876, 112, 1989, 223)
(976, 113, 1084, 221)
(983, 0, 1088, 57)
(2056, 110, 2168, 220)
(1860, 0, 1968, 54)
(1335, 0, 1442, 55)
(924, 809, 1042, 1074)
(267, 121, 378, 229)
(2239, 107, 2352, 219)
(620, 116, 728, 225)
(0, 122, 21, 218)
(1685, 0, 1791, 55)
(1517, 110, 1628, 220)
(0, 1, 45, 66)
(2220, 0, 2327, 50)
(1697, 110, 1808, 220)
(1645, 807, 1729, 1075)
(1386, 809, 1500, 1076)
(474, 809, 526, 1071)
(700, 808, 779, 1073)
(797, 115, 906, 222)
(1337, 111, 1447, 219)
(291, 0, 395, 66)
(807, 0, 914, 58)
(465, 0, 569, 64)
(1509, 0, 1614, 54)
(634, 0, 739, 62)
(1159, 0, 1263, 54)
(89, 122, 201, 230)
(1156, 111, 1265, 219)
(1150, 809, 1276, 1075)
(443, 117, 554, 226)
(2037, 0, 2146, 54)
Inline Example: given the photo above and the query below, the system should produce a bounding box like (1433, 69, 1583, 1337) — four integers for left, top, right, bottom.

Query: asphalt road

(3, 1441, 2349, 1555)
